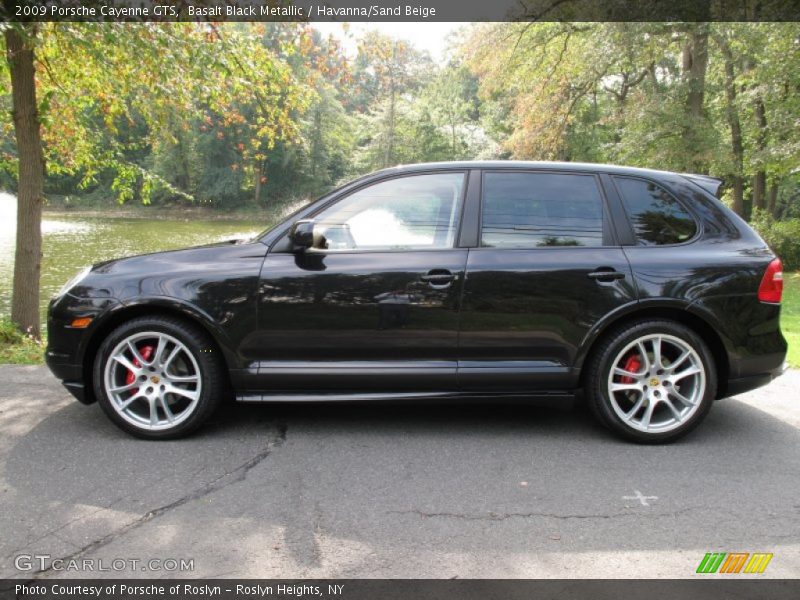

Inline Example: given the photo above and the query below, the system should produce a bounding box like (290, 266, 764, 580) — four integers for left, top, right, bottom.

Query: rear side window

(481, 172, 605, 248)
(614, 177, 698, 245)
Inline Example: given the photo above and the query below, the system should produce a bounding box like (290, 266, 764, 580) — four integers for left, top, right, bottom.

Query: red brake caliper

(125, 345, 154, 387)
(620, 354, 641, 384)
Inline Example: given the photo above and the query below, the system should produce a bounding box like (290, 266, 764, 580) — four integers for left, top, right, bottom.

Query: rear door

(458, 170, 638, 391)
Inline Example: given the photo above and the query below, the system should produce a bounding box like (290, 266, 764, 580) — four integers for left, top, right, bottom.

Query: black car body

(46, 161, 787, 442)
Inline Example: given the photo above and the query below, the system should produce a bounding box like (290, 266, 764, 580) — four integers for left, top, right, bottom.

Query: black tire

(93, 316, 225, 439)
(586, 319, 717, 444)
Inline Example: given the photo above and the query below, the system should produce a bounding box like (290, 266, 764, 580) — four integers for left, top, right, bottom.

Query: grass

(0, 318, 45, 364)
(0, 273, 798, 367)
(782, 271, 800, 368)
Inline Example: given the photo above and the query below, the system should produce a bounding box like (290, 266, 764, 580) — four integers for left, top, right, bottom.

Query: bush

(0, 318, 44, 364)
(750, 210, 800, 271)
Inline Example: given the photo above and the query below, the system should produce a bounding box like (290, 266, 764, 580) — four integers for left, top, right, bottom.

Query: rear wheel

(586, 320, 716, 443)
(93, 316, 224, 439)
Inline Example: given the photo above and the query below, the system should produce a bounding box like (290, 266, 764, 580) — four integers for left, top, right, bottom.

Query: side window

(481, 172, 605, 248)
(312, 173, 465, 251)
(614, 177, 698, 246)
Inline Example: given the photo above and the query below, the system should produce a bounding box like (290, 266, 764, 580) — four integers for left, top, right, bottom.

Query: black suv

(46, 162, 787, 442)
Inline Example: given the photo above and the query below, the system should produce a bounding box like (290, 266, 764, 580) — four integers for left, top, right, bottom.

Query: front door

(459, 170, 638, 391)
(252, 171, 469, 392)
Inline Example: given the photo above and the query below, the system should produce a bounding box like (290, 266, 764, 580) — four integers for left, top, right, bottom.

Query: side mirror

(289, 219, 315, 250)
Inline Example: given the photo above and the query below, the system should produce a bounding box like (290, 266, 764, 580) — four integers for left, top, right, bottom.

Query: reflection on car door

(249, 172, 469, 394)
(459, 171, 638, 392)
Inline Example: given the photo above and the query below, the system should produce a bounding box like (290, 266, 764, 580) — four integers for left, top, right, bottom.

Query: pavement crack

(389, 506, 702, 521)
(24, 422, 287, 579)
(3, 503, 117, 561)
(202, 422, 288, 488)
(4, 456, 224, 561)
(389, 509, 628, 521)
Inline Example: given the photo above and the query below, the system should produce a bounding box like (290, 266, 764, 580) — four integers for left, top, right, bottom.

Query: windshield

(251, 171, 388, 242)
(251, 197, 316, 241)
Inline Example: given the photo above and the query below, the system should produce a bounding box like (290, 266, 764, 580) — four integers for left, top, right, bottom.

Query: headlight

(57, 266, 91, 298)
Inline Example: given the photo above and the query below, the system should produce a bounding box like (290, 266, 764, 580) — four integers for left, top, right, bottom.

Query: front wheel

(93, 316, 225, 439)
(586, 320, 717, 443)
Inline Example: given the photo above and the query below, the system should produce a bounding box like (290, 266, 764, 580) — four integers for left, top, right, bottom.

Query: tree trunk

(714, 34, 744, 216)
(752, 96, 768, 212)
(5, 24, 44, 339)
(310, 103, 322, 179)
(752, 172, 766, 212)
(385, 81, 395, 168)
(175, 126, 192, 193)
(767, 183, 778, 218)
(647, 62, 658, 94)
(451, 119, 457, 159)
(682, 29, 708, 120)
(681, 26, 709, 173)
(253, 159, 263, 205)
(383, 42, 397, 168)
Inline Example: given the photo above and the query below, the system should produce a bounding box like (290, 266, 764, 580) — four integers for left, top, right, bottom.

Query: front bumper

(45, 352, 93, 404)
(46, 293, 120, 405)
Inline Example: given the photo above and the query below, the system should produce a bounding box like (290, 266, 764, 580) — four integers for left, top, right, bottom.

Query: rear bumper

(689, 294, 787, 398)
(722, 362, 787, 398)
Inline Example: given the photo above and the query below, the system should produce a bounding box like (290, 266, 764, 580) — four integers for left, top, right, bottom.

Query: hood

(73, 239, 268, 301)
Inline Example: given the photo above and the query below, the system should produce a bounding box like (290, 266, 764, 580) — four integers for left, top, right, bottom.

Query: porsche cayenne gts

(46, 161, 787, 442)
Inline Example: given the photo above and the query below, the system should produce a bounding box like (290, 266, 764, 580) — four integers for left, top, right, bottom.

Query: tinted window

(481, 172, 604, 248)
(614, 177, 698, 245)
(313, 173, 464, 250)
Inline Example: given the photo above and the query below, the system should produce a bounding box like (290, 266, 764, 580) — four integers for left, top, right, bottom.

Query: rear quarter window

(614, 177, 698, 246)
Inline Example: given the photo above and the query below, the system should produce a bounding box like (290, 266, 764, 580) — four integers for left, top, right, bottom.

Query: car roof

(371, 160, 695, 180)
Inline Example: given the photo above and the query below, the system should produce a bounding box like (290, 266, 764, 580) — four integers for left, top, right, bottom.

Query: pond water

(0, 192, 267, 322)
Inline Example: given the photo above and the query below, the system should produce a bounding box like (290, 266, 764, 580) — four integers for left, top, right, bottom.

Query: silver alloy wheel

(607, 333, 706, 433)
(103, 331, 202, 431)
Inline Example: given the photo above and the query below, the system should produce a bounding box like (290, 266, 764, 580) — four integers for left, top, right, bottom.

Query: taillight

(758, 258, 783, 303)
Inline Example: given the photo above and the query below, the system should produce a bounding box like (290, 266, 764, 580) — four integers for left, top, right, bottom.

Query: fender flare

(78, 296, 241, 373)
(572, 297, 734, 375)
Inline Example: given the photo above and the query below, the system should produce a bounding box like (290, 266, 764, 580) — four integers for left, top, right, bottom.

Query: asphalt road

(0, 365, 798, 579)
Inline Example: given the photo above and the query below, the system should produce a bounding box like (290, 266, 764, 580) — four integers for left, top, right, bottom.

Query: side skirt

(235, 390, 577, 409)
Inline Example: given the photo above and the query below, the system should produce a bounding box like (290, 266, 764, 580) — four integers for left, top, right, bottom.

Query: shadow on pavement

(4, 393, 799, 575)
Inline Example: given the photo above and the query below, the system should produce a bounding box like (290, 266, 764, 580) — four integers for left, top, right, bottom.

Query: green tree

(1, 22, 308, 336)
(353, 31, 432, 169)
(463, 21, 800, 220)
(421, 63, 482, 160)
(3, 21, 43, 337)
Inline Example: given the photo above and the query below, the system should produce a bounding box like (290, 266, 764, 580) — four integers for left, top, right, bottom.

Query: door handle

(421, 269, 455, 288)
(587, 268, 625, 282)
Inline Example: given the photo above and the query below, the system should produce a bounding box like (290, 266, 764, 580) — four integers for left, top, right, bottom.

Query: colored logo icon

(696, 552, 773, 574)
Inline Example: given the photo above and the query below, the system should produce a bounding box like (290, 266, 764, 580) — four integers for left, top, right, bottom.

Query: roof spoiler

(682, 173, 724, 198)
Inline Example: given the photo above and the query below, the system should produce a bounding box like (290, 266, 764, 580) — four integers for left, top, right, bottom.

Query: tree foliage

(464, 22, 800, 220)
(3, 22, 798, 216)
